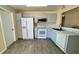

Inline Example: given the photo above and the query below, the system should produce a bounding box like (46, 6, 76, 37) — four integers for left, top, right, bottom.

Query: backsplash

(22, 13, 57, 23)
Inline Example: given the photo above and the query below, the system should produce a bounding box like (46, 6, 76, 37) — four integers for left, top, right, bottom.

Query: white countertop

(36, 23, 79, 36)
(57, 30, 79, 35)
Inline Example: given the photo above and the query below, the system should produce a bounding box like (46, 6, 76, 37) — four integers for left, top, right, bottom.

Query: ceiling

(9, 5, 63, 11)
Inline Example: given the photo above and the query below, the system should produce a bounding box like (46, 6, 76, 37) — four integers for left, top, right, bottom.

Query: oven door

(37, 29, 47, 39)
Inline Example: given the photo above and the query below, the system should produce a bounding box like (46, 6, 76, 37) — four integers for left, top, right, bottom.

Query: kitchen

(0, 5, 79, 54)
(14, 5, 79, 54)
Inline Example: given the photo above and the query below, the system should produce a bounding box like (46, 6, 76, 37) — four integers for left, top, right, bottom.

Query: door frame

(0, 15, 7, 53)
(0, 7, 16, 53)
(11, 12, 17, 41)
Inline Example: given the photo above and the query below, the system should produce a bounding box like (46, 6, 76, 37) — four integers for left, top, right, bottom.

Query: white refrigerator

(21, 18, 34, 39)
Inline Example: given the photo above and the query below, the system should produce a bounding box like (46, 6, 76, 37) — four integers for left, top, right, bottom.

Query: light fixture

(26, 4, 48, 7)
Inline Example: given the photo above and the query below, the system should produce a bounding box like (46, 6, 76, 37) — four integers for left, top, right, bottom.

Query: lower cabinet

(56, 32, 68, 52)
(47, 28, 57, 43)
(48, 28, 79, 53)
(47, 29, 68, 53)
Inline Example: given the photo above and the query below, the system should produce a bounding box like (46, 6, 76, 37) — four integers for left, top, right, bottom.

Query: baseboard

(0, 47, 7, 54)
(18, 38, 34, 40)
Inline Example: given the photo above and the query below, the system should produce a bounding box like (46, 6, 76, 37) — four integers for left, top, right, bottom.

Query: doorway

(0, 9, 16, 47)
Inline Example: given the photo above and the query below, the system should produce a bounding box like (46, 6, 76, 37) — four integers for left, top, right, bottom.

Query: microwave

(38, 18, 47, 23)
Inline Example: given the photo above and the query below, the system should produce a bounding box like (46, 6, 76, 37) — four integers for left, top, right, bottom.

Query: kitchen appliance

(21, 18, 34, 39)
(38, 18, 47, 23)
(37, 27, 47, 39)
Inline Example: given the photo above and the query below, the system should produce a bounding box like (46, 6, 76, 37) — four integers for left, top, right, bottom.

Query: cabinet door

(56, 32, 67, 49)
(47, 29, 56, 43)
(51, 29, 57, 43)
(47, 28, 52, 38)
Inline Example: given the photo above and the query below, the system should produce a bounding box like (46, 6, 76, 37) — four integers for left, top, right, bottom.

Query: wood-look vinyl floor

(4, 39, 64, 54)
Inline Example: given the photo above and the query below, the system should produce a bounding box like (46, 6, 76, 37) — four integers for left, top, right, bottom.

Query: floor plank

(4, 39, 64, 54)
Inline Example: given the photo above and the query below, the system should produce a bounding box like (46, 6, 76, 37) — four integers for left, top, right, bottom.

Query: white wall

(16, 12, 57, 38)
(16, 13, 22, 38)
(23, 13, 57, 23)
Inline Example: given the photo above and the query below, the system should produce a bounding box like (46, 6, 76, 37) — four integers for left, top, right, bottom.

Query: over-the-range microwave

(38, 18, 47, 23)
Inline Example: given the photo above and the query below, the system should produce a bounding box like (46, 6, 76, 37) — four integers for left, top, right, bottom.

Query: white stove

(37, 27, 47, 39)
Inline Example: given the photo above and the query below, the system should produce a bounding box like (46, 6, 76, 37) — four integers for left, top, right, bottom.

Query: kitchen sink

(52, 28, 63, 31)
